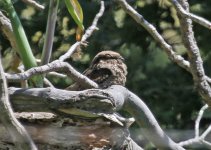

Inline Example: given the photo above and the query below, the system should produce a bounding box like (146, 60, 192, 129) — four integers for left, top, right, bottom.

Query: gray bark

(8, 85, 184, 149)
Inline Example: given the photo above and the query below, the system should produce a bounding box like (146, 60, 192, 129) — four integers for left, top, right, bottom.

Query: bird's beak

(120, 56, 125, 61)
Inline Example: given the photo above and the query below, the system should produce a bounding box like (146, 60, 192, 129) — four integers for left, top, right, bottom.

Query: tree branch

(114, 0, 211, 105)
(114, 0, 190, 72)
(0, 11, 18, 51)
(21, 0, 44, 11)
(9, 85, 184, 149)
(171, 0, 211, 29)
(195, 104, 208, 137)
(0, 53, 37, 149)
(178, 104, 211, 148)
(6, 60, 98, 89)
(176, 0, 211, 105)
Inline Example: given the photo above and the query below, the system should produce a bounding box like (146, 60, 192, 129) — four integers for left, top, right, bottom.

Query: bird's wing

(86, 68, 112, 85)
(66, 68, 112, 91)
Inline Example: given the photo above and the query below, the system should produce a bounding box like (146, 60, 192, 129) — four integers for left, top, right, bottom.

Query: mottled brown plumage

(66, 50, 127, 90)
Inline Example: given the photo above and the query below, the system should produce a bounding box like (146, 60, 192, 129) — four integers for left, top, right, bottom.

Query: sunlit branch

(171, 0, 211, 29)
(6, 60, 98, 89)
(176, 0, 211, 105)
(21, 0, 45, 10)
(179, 104, 211, 148)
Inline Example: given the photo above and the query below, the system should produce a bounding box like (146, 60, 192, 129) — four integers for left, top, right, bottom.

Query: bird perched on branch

(66, 50, 127, 90)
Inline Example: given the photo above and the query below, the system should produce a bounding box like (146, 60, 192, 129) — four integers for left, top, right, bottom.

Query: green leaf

(1, 0, 43, 87)
(65, 0, 84, 31)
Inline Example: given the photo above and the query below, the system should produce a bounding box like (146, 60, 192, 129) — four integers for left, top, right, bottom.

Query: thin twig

(179, 104, 211, 148)
(201, 124, 211, 139)
(195, 104, 208, 137)
(59, 1, 105, 61)
(21, 0, 45, 10)
(0, 11, 18, 51)
(47, 72, 67, 78)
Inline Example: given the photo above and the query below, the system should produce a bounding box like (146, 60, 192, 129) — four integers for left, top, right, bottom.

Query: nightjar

(66, 50, 127, 90)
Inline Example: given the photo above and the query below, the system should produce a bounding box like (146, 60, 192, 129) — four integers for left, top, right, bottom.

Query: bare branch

(114, 0, 190, 73)
(0, 54, 37, 149)
(81, 1, 105, 42)
(0, 11, 18, 51)
(171, 0, 211, 29)
(203, 140, 211, 147)
(195, 104, 208, 137)
(201, 124, 211, 139)
(47, 72, 67, 78)
(21, 0, 45, 11)
(114, 0, 211, 105)
(6, 60, 98, 89)
(179, 104, 211, 148)
(43, 78, 54, 87)
(59, 1, 105, 62)
(178, 138, 200, 147)
(176, 0, 211, 105)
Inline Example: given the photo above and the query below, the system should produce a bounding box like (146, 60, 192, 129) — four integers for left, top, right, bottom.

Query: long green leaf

(1, 0, 43, 87)
(65, 0, 84, 32)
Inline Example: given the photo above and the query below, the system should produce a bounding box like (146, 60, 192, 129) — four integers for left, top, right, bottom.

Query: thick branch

(125, 91, 184, 150)
(177, 0, 211, 105)
(9, 85, 184, 149)
(114, 0, 211, 105)
(0, 54, 37, 149)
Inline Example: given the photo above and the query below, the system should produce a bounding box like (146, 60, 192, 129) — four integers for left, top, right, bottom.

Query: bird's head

(91, 50, 125, 65)
(89, 50, 127, 87)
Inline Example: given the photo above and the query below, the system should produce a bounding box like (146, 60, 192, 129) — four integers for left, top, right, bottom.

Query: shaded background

(1, 0, 211, 149)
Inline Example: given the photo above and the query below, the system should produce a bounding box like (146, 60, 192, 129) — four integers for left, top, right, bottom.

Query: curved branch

(21, 0, 44, 10)
(0, 54, 37, 149)
(125, 90, 185, 150)
(0, 11, 18, 51)
(9, 85, 184, 149)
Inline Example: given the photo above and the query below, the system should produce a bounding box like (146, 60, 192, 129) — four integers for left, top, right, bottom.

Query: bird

(66, 50, 127, 91)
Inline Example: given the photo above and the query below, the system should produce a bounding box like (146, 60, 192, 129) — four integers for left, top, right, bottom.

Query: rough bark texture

(0, 112, 130, 150)
(7, 85, 184, 150)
